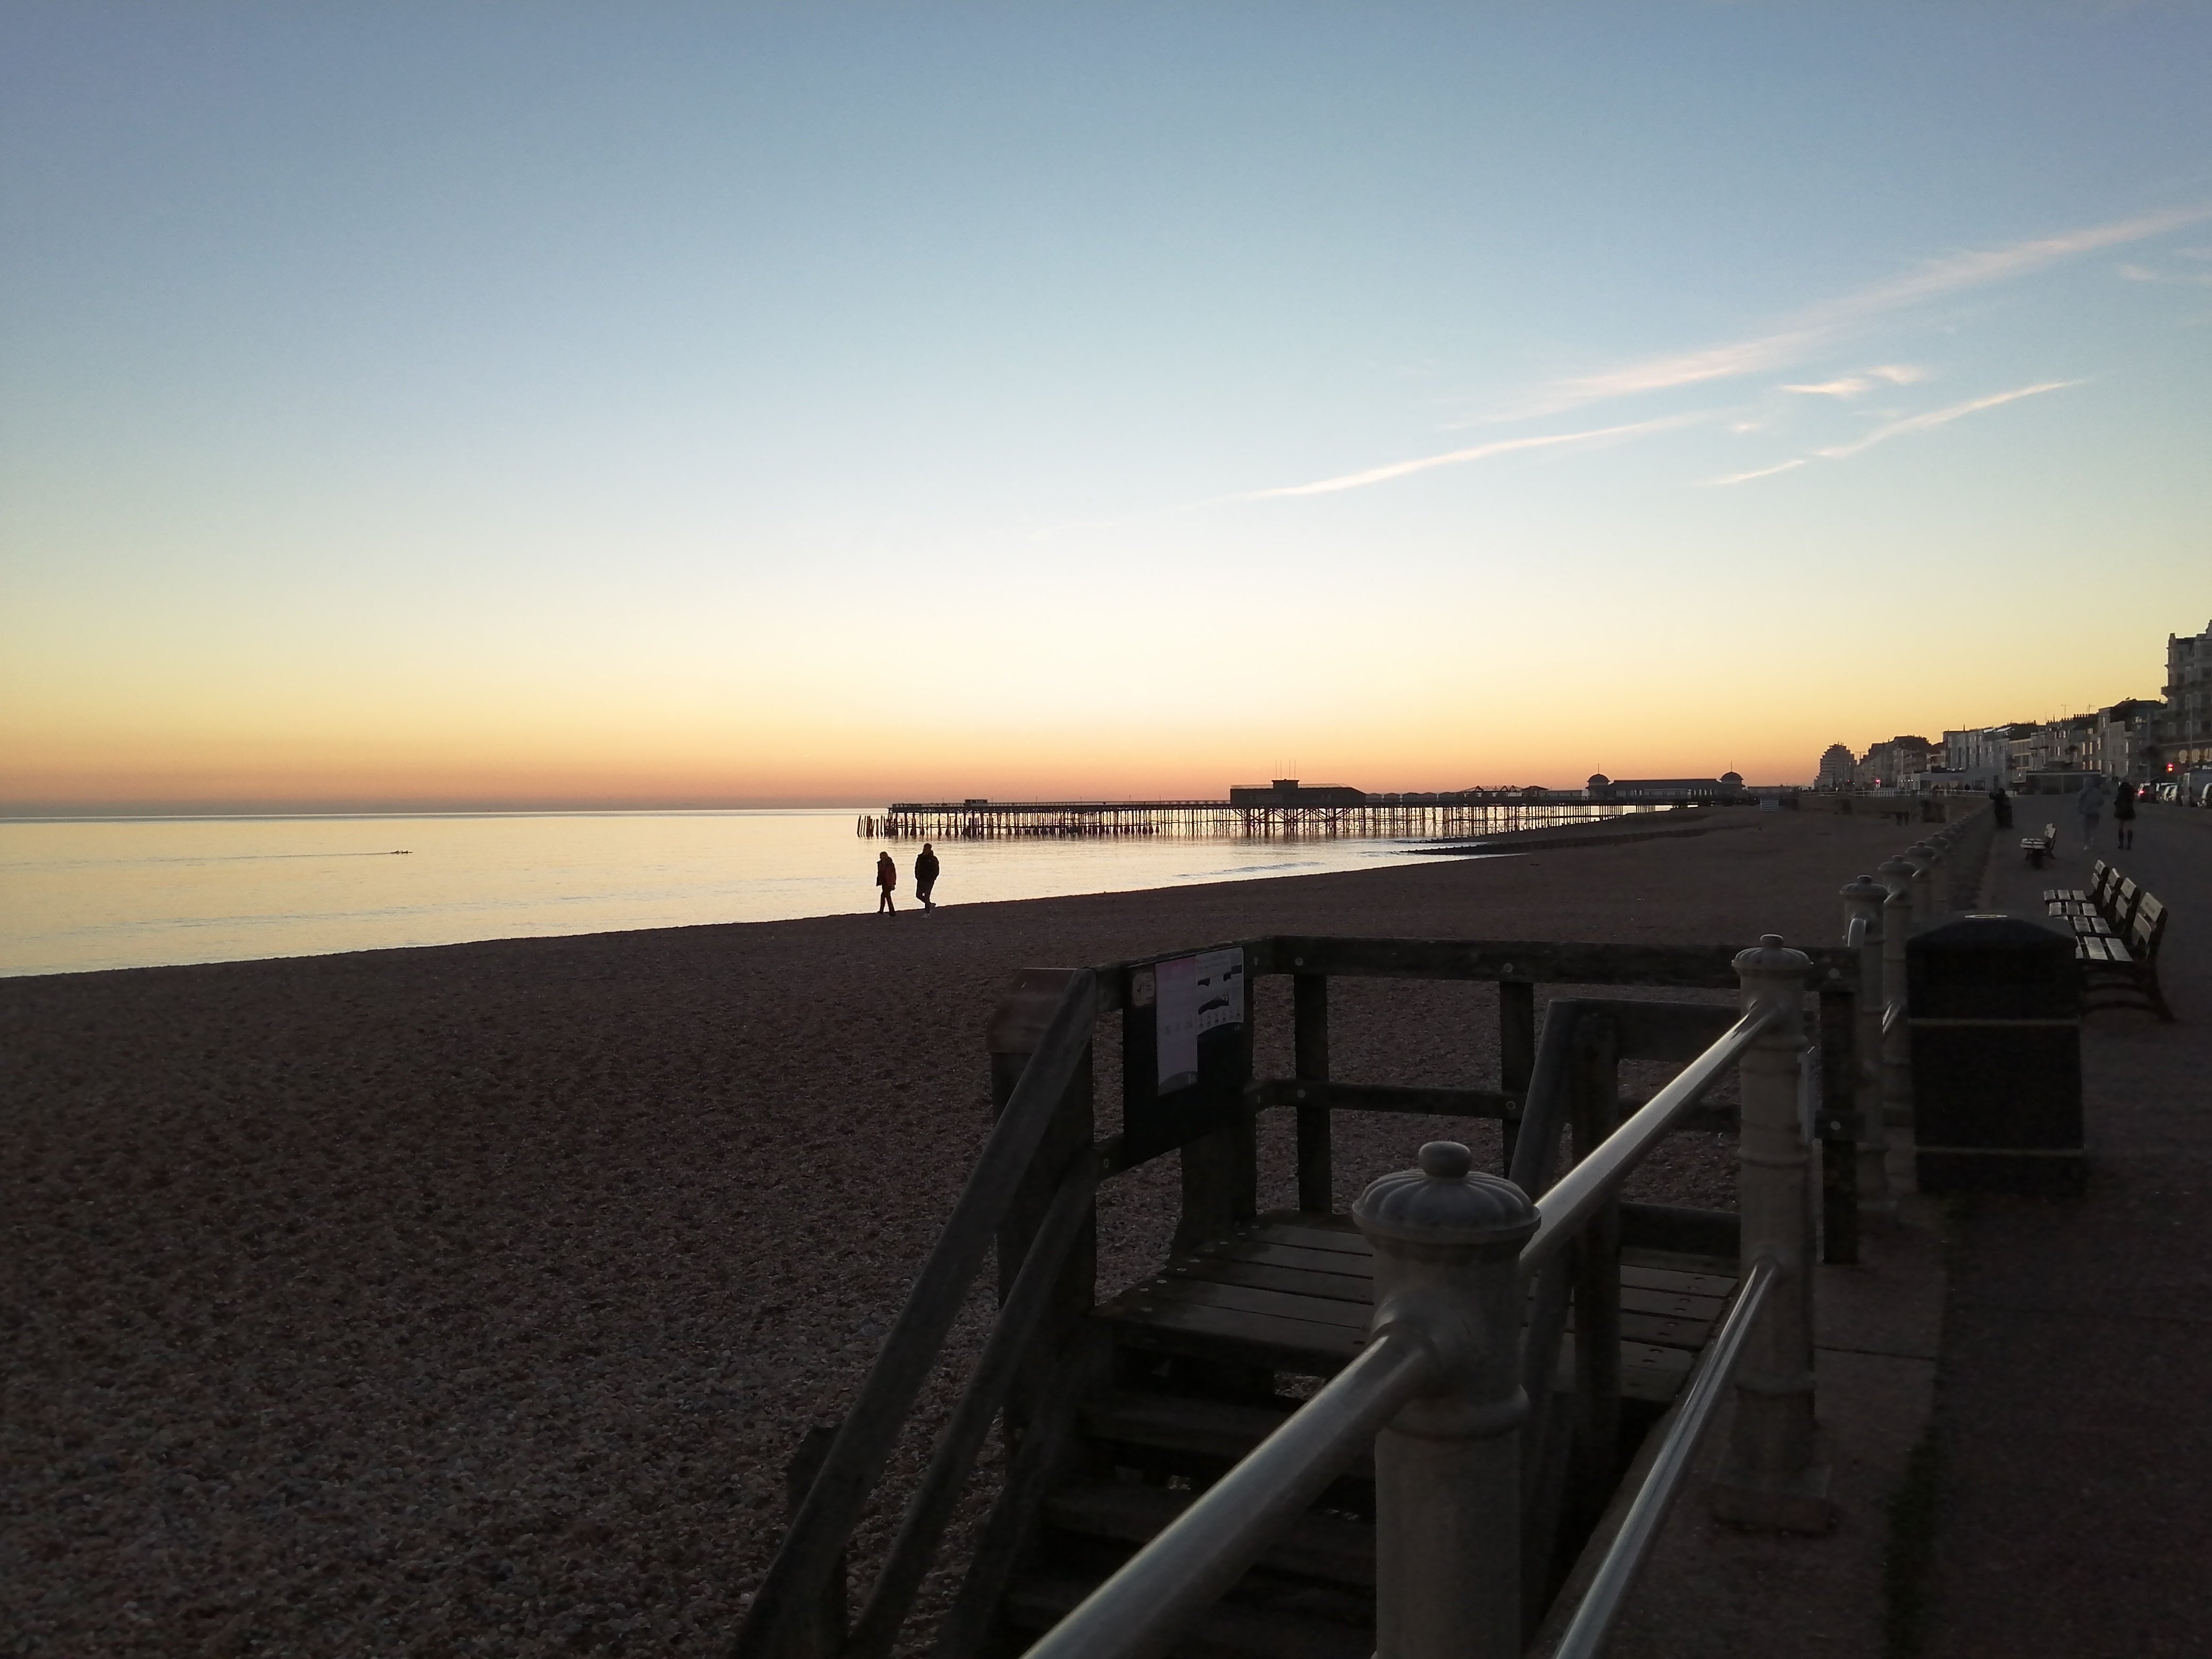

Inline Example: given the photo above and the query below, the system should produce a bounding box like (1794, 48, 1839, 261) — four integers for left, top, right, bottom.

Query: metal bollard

(1840, 877, 1891, 1215)
(1712, 936, 1832, 1532)
(1878, 856, 1915, 1132)
(1355, 1142, 1539, 1659)
(1905, 841, 1939, 925)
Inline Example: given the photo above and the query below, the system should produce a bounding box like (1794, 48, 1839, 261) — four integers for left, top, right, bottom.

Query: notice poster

(1154, 954, 1200, 1092)
(1124, 945, 1247, 1163)
(1157, 948, 1246, 1091)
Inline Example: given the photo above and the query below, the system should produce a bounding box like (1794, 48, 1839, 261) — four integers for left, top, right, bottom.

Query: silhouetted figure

(915, 842, 940, 910)
(876, 849, 898, 914)
(2113, 780, 2137, 851)
(2075, 775, 2108, 853)
(1989, 784, 2013, 830)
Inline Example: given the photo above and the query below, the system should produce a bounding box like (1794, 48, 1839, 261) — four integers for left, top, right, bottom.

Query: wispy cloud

(1781, 363, 1929, 399)
(1815, 379, 2080, 459)
(1527, 204, 2207, 415)
(1701, 458, 1807, 487)
(1231, 412, 1703, 501)
(1701, 378, 2081, 485)
(1780, 376, 1874, 399)
(1037, 412, 1704, 535)
(2114, 259, 2212, 289)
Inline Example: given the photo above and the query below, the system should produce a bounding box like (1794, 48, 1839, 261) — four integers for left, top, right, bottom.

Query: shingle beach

(2, 810, 1916, 1656)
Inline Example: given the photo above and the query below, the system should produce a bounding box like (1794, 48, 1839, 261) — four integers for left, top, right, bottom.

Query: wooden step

(1079, 1392, 1379, 1489)
(1044, 1479, 1376, 1588)
(1003, 1573, 1374, 1659)
(1099, 1216, 1739, 1402)
(1131, 1271, 1720, 1348)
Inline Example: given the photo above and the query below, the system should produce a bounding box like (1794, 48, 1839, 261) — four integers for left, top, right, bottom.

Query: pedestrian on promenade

(875, 849, 898, 914)
(915, 842, 941, 911)
(2113, 778, 2138, 851)
(1989, 783, 2013, 830)
(2075, 774, 2109, 853)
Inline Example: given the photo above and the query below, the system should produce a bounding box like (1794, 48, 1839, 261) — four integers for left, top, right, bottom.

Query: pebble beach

(2, 810, 1918, 1656)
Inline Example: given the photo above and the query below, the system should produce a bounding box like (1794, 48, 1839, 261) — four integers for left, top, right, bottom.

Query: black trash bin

(1909, 915, 2083, 1195)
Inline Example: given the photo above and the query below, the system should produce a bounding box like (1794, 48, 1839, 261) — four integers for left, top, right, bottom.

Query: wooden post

(1568, 1013, 1622, 1526)
(1712, 936, 1833, 1532)
(783, 1424, 848, 1658)
(1293, 973, 1332, 1213)
(1175, 955, 1259, 1254)
(985, 969, 1096, 1439)
(1498, 977, 1537, 1177)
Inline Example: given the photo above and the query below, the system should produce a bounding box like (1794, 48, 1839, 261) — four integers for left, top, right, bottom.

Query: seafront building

(1850, 736, 1936, 790)
(2152, 618, 2212, 774)
(1828, 614, 2212, 794)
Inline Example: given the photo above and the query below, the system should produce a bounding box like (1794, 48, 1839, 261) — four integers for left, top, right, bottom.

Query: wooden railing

(733, 935, 1867, 1659)
(1018, 951, 1815, 1659)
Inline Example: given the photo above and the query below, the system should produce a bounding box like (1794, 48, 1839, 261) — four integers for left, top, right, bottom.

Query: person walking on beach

(2113, 778, 2138, 851)
(875, 849, 898, 914)
(2075, 774, 2109, 853)
(915, 842, 941, 911)
(1989, 783, 2013, 830)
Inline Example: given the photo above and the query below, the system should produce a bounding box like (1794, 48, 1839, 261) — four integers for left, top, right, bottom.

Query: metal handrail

(1020, 1328, 1440, 1659)
(1520, 1004, 1780, 1277)
(1021, 998, 1788, 1659)
(1546, 1255, 1780, 1659)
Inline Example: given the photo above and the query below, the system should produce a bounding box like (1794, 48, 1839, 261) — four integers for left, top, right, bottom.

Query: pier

(857, 781, 1658, 840)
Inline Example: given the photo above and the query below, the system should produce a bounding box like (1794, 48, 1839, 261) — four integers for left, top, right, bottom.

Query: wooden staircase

(986, 1212, 1742, 1658)
(731, 939, 1854, 1659)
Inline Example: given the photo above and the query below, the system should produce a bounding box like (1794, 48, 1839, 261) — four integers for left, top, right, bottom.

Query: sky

(5, 4, 2211, 810)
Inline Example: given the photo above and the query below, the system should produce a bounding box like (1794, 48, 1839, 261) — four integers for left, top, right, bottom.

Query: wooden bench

(2082, 889, 2173, 1021)
(2044, 859, 2109, 910)
(2022, 824, 2058, 869)
(2054, 871, 2134, 939)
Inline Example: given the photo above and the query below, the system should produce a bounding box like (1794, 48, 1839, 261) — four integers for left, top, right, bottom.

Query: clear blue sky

(5, 4, 2210, 806)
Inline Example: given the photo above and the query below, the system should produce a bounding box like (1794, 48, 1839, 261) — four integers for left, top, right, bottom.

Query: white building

(1942, 726, 2013, 787)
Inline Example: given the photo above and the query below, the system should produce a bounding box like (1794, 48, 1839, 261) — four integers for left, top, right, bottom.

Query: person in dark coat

(875, 849, 898, 914)
(2113, 778, 2137, 850)
(915, 842, 941, 910)
(1989, 784, 2013, 830)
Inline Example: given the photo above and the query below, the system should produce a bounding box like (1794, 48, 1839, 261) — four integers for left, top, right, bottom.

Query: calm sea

(0, 809, 1489, 979)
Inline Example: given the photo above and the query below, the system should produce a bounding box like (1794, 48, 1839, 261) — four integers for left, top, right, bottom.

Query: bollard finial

(1418, 1141, 1473, 1179)
(1355, 1151, 1535, 1249)
(1735, 935, 1810, 975)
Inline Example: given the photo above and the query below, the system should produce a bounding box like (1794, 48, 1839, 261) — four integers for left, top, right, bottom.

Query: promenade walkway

(1929, 801, 2212, 1657)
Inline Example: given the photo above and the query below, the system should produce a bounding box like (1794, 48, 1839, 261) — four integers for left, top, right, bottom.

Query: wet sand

(1, 808, 1914, 1656)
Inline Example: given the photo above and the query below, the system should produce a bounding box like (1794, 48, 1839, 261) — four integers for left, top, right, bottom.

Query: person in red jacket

(875, 849, 898, 914)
